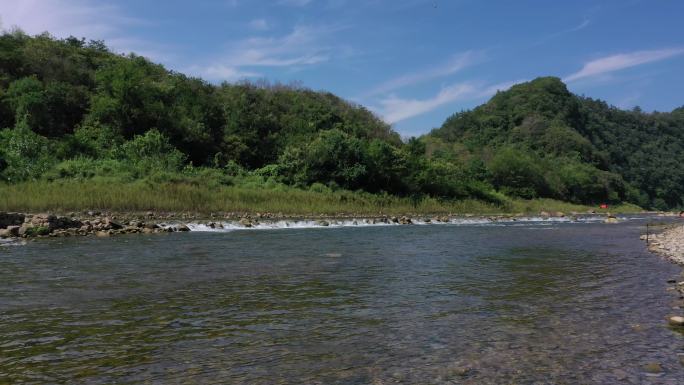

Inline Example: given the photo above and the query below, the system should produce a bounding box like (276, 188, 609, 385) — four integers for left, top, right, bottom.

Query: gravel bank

(646, 224, 684, 265)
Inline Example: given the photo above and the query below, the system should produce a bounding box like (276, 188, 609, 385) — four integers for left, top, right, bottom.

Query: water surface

(1, 219, 683, 384)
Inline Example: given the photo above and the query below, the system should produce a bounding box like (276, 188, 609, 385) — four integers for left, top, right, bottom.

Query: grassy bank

(0, 180, 642, 216)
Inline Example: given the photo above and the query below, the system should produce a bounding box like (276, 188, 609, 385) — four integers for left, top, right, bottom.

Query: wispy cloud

(278, 0, 314, 6)
(226, 25, 335, 67)
(564, 48, 684, 82)
(532, 18, 590, 46)
(364, 51, 483, 97)
(376, 78, 520, 124)
(248, 18, 270, 31)
(189, 64, 260, 82)
(191, 24, 342, 81)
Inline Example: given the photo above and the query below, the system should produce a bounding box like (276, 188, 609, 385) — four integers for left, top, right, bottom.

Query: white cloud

(191, 64, 260, 82)
(278, 0, 314, 6)
(378, 83, 476, 123)
(248, 18, 270, 31)
(365, 51, 483, 97)
(227, 25, 336, 67)
(193, 24, 341, 81)
(376, 79, 519, 124)
(564, 48, 684, 82)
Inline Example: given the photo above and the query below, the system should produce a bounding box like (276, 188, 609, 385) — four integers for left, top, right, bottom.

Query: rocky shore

(0, 209, 624, 243)
(641, 223, 684, 338)
(645, 224, 684, 265)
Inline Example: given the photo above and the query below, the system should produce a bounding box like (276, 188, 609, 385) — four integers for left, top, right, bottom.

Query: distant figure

(600, 203, 608, 209)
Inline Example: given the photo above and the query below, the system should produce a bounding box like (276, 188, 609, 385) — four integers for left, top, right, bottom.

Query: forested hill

(0, 31, 682, 210)
(427, 77, 684, 209)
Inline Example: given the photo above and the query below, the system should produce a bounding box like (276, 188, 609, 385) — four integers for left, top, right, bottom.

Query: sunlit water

(1, 218, 683, 384)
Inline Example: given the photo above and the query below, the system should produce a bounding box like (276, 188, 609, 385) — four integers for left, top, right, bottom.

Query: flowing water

(1, 217, 683, 384)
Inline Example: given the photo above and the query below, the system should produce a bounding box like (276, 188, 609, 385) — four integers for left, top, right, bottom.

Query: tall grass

(0, 180, 643, 216)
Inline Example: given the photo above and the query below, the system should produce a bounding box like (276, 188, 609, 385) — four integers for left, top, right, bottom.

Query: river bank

(646, 224, 684, 265)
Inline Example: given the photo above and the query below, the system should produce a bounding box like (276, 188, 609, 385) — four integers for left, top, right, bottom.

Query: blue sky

(2, 0, 683, 136)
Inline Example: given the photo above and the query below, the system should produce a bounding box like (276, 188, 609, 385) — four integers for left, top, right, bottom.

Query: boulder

(399, 216, 412, 225)
(668, 315, 684, 326)
(642, 362, 663, 374)
(102, 217, 123, 230)
(18, 224, 33, 237)
(176, 224, 191, 232)
(0, 212, 25, 229)
(316, 220, 330, 227)
(30, 213, 82, 231)
(0, 225, 20, 238)
(239, 218, 253, 228)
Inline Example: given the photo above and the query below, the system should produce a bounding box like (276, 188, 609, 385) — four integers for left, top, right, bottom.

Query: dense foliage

(429, 77, 684, 209)
(0, 31, 682, 210)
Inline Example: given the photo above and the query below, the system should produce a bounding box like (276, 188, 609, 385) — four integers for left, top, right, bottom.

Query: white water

(161, 215, 629, 233)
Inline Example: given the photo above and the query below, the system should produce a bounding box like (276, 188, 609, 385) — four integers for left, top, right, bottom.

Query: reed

(0, 180, 642, 216)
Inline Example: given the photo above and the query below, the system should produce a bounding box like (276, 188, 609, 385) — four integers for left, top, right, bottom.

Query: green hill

(0, 31, 682, 212)
(428, 77, 684, 209)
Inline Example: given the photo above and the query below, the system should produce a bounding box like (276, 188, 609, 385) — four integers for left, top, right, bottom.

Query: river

(1, 217, 683, 384)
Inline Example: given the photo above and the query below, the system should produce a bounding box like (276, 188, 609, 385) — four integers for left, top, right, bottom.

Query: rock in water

(642, 362, 664, 374)
(668, 316, 684, 326)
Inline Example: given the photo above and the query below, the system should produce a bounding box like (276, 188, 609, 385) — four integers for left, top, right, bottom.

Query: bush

(0, 120, 56, 182)
(120, 129, 187, 174)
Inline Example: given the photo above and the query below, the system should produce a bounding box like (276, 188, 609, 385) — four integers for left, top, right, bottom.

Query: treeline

(0, 31, 682, 210)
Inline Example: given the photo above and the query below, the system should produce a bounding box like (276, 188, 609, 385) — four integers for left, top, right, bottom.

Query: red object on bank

(600, 204, 608, 209)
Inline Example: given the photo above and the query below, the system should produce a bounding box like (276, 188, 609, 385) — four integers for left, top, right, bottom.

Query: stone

(0, 225, 20, 238)
(239, 218, 253, 228)
(668, 316, 684, 326)
(642, 362, 663, 374)
(604, 217, 619, 224)
(317, 220, 330, 227)
(176, 225, 191, 232)
(0, 212, 25, 228)
(18, 224, 33, 237)
(103, 217, 123, 230)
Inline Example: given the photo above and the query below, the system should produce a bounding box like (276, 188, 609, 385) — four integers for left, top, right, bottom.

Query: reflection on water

(1, 220, 683, 384)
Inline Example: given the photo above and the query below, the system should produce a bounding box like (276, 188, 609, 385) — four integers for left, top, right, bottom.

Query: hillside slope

(428, 77, 684, 209)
